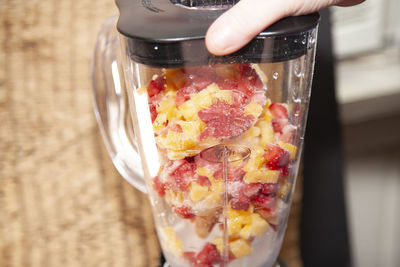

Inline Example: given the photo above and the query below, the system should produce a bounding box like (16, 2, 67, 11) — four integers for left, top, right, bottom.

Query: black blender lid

(116, 0, 320, 67)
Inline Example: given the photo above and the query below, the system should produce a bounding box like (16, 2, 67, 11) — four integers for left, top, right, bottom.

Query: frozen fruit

(153, 176, 166, 196)
(174, 205, 195, 219)
(264, 143, 290, 170)
(147, 76, 165, 97)
(163, 227, 183, 256)
(229, 238, 252, 259)
(252, 194, 276, 209)
(190, 182, 209, 202)
(278, 142, 297, 160)
(243, 167, 280, 184)
(199, 101, 254, 140)
(194, 213, 219, 238)
(269, 103, 288, 119)
(195, 243, 221, 266)
(239, 213, 269, 239)
(272, 118, 288, 133)
(230, 197, 250, 211)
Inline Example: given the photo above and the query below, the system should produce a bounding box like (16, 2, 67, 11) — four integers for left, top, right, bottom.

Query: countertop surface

(0, 1, 302, 266)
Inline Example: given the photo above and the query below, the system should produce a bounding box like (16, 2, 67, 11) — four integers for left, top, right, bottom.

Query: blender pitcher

(92, 1, 319, 266)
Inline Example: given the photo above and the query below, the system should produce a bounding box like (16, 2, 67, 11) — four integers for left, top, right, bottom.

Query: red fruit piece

(153, 176, 165, 196)
(264, 144, 290, 170)
(216, 77, 238, 90)
(197, 175, 211, 187)
(171, 160, 196, 191)
(183, 251, 197, 265)
(147, 76, 165, 97)
(272, 118, 288, 133)
(261, 183, 278, 195)
(269, 103, 288, 119)
(230, 197, 250, 211)
(196, 243, 221, 266)
(252, 194, 276, 209)
(198, 101, 254, 140)
(149, 100, 158, 123)
(174, 206, 195, 219)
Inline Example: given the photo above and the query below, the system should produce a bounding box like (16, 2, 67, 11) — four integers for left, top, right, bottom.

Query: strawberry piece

(183, 251, 197, 265)
(153, 176, 165, 196)
(170, 160, 196, 191)
(198, 101, 254, 140)
(174, 206, 195, 219)
(147, 76, 165, 97)
(272, 118, 288, 133)
(149, 100, 158, 123)
(269, 103, 288, 119)
(260, 183, 278, 195)
(169, 123, 183, 133)
(196, 243, 221, 266)
(230, 197, 250, 211)
(264, 144, 290, 170)
(216, 77, 238, 90)
(197, 175, 211, 187)
(242, 182, 262, 198)
(252, 194, 276, 209)
(231, 90, 251, 107)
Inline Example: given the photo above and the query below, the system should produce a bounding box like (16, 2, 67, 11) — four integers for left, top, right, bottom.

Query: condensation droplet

(272, 72, 279, 80)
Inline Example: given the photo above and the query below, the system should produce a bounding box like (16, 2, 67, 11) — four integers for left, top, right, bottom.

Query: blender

(92, 1, 319, 266)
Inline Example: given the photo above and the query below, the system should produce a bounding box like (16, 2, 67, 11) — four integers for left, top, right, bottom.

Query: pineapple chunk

(227, 207, 252, 237)
(278, 142, 297, 160)
(178, 100, 198, 121)
(239, 213, 269, 239)
(258, 120, 274, 146)
(253, 64, 268, 84)
(244, 167, 280, 184)
(190, 182, 209, 202)
(162, 227, 183, 256)
(153, 113, 168, 131)
(244, 101, 263, 118)
(230, 239, 252, 258)
(165, 189, 184, 205)
(212, 237, 225, 254)
(243, 146, 265, 173)
(243, 125, 261, 138)
(196, 167, 213, 178)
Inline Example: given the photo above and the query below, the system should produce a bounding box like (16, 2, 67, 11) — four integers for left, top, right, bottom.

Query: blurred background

(0, 0, 399, 267)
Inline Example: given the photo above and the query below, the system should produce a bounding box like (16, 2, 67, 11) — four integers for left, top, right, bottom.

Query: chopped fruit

(243, 167, 280, 184)
(269, 103, 288, 119)
(244, 101, 263, 118)
(195, 243, 221, 266)
(252, 194, 276, 209)
(261, 183, 278, 195)
(230, 197, 250, 211)
(153, 176, 166, 196)
(278, 142, 297, 160)
(198, 101, 254, 140)
(230, 239, 252, 259)
(162, 227, 183, 256)
(194, 213, 219, 238)
(264, 144, 290, 170)
(258, 120, 274, 146)
(196, 175, 211, 187)
(215, 64, 240, 79)
(278, 180, 291, 198)
(165, 68, 187, 89)
(170, 160, 196, 191)
(174, 206, 195, 219)
(239, 213, 269, 239)
(272, 118, 288, 133)
(147, 76, 165, 97)
(190, 182, 209, 202)
(165, 190, 184, 205)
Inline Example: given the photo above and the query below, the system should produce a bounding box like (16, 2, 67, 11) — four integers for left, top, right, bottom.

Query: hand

(205, 0, 364, 55)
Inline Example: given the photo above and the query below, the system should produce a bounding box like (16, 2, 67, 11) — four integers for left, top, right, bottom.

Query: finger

(336, 0, 365, 7)
(206, 0, 292, 56)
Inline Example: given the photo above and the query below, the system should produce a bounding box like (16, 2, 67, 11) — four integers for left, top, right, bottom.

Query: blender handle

(91, 16, 147, 193)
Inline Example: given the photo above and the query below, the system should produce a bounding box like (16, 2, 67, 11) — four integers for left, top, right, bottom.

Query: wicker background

(0, 1, 302, 266)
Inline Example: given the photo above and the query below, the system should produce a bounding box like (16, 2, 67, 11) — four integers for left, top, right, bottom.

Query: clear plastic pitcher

(92, 1, 319, 266)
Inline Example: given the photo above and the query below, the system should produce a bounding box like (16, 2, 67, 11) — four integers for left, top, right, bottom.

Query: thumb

(205, 0, 294, 56)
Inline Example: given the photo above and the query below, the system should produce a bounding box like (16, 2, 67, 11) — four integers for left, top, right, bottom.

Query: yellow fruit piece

(212, 237, 224, 254)
(164, 68, 187, 89)
(137, 85, 147, 95)
(253, 64, 268, 84)
(230, 239, 252, 259)
(244, 167, 280, 184)
(278, 142, 297, 160)
(264, 110, 273, 123)
(162, 227, 183, 256)
(243, 146, 265, 173)
(196, 167, 213, 178)
(165, 189, 184, 205)
(227, 207, 252, 237)
(239, 213, 269, 240)
(153, 113, 168, 131)
(164, 131, 196, 151)
(244, 101, 263, 118)
(190, 182, 209, 202)
(278, 180, 291, 198)
(178, 100, 198, 121)
(258, 120, 274, 147)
